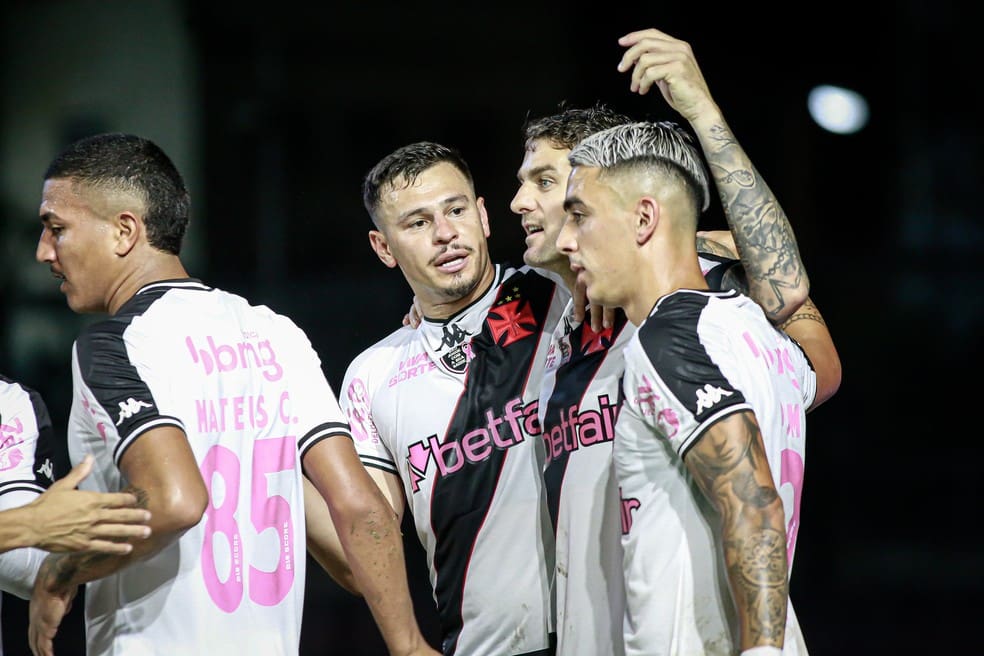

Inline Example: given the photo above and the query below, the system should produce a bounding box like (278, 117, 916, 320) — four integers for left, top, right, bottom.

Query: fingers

(95, 508, 152, 532)
(617, 29, 677, 72)
(97, 491, 143, 509)
(402, 313, 411, 327)
(572, 281, 588, 324)
(51, 454, 93, 490)
(603, 306, 616, 330)
(589, 303, 604, 333)
(29, 615, 56, 656)
(82, 539, 137, 555)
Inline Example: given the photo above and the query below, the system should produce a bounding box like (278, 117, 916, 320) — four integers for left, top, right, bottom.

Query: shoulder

(343, 327, 417, 381)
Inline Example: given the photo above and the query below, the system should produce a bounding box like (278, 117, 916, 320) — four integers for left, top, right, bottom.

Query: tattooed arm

(696, 233, 841, 409)
(619, 28, 809, 323)
(29, 426, 208, 656)
(685, 411, 789, 652)
(779, 299, 842, 409)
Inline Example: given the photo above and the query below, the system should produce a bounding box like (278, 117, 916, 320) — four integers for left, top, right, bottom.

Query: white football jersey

(538, 255, 737, 656)
(616, 288, 816, 656)
(340, 264, 569, 656)
(68, 279, 349, 656)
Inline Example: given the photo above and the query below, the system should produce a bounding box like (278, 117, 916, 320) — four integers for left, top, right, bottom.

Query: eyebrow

(396, 194, 470, 223)
(563, 196, 584, 212)
(516, 164, 558, 184)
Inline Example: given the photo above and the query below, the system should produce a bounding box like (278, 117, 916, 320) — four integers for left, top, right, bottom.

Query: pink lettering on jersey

(742, 331, 801, 389)
(779, 448, 804, 563)
(543, 394, 620, 463)
(388, 359, 438, 387)
(779, 403, 803, 439)
(656, 408, 680, 438)
(0, 447, 23, 471)
(619, 487, 641, 535)
(345, 378, 378, 443)
(633, 376, 660, 417)
(195, 395, 269, 433)
(185, 335, 284, 382)
(0, 417, 24, 450)
(81, 397, 108, 442)
(405, 397, 539, 493)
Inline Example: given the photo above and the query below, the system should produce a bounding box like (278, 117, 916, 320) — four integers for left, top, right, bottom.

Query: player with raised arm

(559, 119, 816, 655)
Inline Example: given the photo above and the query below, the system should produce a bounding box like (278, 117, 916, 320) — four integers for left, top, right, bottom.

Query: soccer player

(509, 28, 839, 656)
(559, 119, 816, 655)
(28, 133, 437, 656)
(321, 141, 570, 655)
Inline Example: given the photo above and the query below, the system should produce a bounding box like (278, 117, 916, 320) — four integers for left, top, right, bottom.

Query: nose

(432, 214, 458, 244)
(556, 216, 577, 254)
(510, 184, 534, 216)
(36, 227, 55, 264)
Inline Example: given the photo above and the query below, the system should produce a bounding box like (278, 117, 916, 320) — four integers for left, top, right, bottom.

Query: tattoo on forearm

(695, 236, 735, 258)
(778, 298, 826, 330)
(686, 412, 788, 646)
(726, 529, 788, 644)
(703, 123, 805, 320)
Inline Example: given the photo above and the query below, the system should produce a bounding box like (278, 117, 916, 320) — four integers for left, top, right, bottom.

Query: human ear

(115, 211, 141, 256)
(368, 230, 398, 268)
(636, 197, 659, 245)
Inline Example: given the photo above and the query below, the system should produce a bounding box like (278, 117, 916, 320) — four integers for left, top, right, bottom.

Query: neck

(625, 241, 707, 325)
(107, 253, 189, 315)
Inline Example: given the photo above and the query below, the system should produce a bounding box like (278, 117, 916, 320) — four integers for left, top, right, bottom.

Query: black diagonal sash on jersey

(542, 309, 629, 532)
(429, 269, 558, 655)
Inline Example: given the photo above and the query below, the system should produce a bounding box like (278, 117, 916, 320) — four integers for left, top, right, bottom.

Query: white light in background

(808, 84, 870, 134)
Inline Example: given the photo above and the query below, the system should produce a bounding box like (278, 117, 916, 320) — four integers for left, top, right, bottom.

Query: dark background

(1, 0, 980, 654)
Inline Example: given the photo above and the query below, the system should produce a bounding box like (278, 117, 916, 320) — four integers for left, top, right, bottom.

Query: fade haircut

(569, 121, 711, 213)
(521, 102, 633, 152)
(362, 141, 475, 227)
(44, 132, 191, 255)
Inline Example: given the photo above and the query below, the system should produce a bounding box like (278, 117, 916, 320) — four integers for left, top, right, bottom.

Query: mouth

(523, 222, 544, 237)
(50, 269, 65, 281)
(432, 248, 471, 273)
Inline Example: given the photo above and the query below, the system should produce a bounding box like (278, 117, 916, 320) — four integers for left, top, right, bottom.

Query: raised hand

(617, 28, 717, 125)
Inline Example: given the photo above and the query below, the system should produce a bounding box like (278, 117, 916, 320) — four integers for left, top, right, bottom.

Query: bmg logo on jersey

(405, 396, 539, 493)
(185, 335, 283, 382)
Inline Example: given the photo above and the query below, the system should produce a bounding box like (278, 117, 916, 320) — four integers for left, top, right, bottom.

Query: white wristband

(740, 648, 782, 656)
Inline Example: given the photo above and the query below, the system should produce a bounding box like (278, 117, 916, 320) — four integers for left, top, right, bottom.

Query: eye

(537, 177, 555, 190)
(448, 207, 466, 217)
(408, 218, 428, 229)
(48, 225, 64, 236)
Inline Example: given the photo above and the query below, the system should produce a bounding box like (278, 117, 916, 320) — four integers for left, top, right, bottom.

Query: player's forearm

(35, 483, 199, 593)
(690, 108, 809, 323)
(685, 412, 789, 651)
(720, 497, 789, 651)
(779, 298, 842, 408)
(35, 525, 183, 596)
(339, 505, 431, 655)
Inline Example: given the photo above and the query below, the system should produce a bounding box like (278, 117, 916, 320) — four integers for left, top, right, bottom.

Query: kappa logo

(116, 398, 153, 425)
(36, 458, 54, 482)
(439, 323, 468, 349)
(695, 384, 733, 414)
